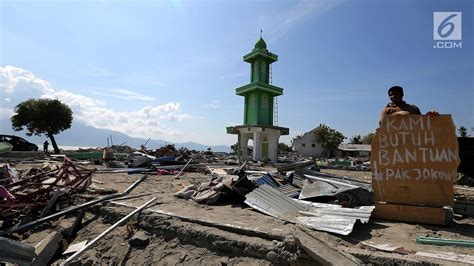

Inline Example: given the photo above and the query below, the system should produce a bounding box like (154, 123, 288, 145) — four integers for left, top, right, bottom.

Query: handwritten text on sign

(371, 115, 459, 205)
(373, 115, 459, 182)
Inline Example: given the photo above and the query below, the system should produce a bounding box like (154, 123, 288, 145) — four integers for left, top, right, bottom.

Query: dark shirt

(380, 101, 421, 124)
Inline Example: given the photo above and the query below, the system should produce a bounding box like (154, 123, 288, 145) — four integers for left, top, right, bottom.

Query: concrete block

(266, 250, 279, 263)
(0, 237, 36, 265)
(32, 231, 62, 266)
(59, 211, 84, 237)
(466, 204, 474, 216)
(129, 231, 149, 247)
(293, 228, 361, 265)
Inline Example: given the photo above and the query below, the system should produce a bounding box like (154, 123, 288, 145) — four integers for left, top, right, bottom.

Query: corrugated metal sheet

(244, 184, 306, 221)
(291, 175, 305, 189)
(253, 173, 301, 198)
(245, 185, 374, 235)
(304, 174, 359, 189)
(276, 184, 301, 198)
(254, 174, 280, 188)
(304, 173, 371, 190)
(301, 174, 373, 206)
(296, 201, 374, 235)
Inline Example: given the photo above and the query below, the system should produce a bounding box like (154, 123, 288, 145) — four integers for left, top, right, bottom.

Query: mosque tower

(226, 36, 289, 163)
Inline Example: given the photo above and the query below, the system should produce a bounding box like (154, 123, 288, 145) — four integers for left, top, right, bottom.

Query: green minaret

(236, 37, 283, 126)
(227, 36, 289, 163)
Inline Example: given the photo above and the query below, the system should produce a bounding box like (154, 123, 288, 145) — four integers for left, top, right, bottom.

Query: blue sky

(1, 0, 473, 146)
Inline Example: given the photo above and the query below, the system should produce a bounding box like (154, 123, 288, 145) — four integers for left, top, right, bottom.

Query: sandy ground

(9, 161, 474, 265)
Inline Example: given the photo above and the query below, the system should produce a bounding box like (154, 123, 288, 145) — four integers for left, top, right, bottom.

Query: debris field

(0, 147, 473, 265)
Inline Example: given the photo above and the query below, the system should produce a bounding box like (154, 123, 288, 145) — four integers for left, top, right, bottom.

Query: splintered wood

(371, 115, 460, 224)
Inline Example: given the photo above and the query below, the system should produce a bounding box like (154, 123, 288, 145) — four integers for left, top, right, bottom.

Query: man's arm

(412, 105, 422, 115)
(379, 107, 389, 125)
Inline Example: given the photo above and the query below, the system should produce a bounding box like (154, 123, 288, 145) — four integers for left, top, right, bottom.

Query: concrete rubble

(0, 146, 473, 265)
(32, 231, 62, 266)
(129, 231, 150, 247)
(0, 236, 37, 265)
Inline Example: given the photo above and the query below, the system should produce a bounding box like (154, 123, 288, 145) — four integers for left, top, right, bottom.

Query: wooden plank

(372, 202, 446, 225)
(371, 115, 459, 206)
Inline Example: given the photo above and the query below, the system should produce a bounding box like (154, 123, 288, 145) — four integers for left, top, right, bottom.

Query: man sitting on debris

(380, 86, 437, 124)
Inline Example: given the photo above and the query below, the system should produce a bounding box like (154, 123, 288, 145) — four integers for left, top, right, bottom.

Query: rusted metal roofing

(245, 185, 374, 235)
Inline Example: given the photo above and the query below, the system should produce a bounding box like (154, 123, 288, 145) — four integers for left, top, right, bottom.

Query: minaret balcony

(235, 81, 283, 96)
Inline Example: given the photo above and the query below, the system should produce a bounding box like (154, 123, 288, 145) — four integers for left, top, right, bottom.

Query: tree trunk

(48, 133, 60, 154)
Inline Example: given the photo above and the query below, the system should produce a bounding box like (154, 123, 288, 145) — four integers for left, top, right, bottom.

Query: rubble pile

(174, 161, 375, 234)
(0, 143, 472, 265)
(0, 158, 95, 229)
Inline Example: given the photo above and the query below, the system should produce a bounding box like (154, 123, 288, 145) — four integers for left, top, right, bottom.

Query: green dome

(254, 37, 267, 49)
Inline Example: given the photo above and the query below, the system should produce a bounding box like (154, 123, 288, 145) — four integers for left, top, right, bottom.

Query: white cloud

(112, 88, 156, 101)
(43, 90, 105, 108)
(90, 87, 156, 101)
(0, 65, 191, 140)
(75, 104, 188, 138)
(0, 65, 54, 107)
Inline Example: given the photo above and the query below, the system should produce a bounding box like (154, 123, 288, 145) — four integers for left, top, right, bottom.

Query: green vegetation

(278, 142, 292, 153)
(349, 135, 362, 144)
(361, 133, 375, 144)
(11, 99, 73, 154)
(314, 124, 346, 157)
(458, 126, 469, 137)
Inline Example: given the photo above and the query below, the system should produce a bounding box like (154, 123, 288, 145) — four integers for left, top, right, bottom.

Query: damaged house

(292, 128, 327, 157)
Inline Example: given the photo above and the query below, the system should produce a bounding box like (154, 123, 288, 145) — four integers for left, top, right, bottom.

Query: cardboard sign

(371, 115, 460, 206)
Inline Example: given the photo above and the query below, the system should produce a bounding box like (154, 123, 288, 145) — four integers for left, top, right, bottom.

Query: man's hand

(426, 110, 439, 116)
(393, 110, 410, 116)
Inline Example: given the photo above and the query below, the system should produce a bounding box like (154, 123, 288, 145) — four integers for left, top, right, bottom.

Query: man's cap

(388, 86, 404, 96)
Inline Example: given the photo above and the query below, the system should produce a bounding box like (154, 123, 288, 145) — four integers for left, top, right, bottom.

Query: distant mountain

(0, 118, 231, 152)
(174, 142, 230, 153)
